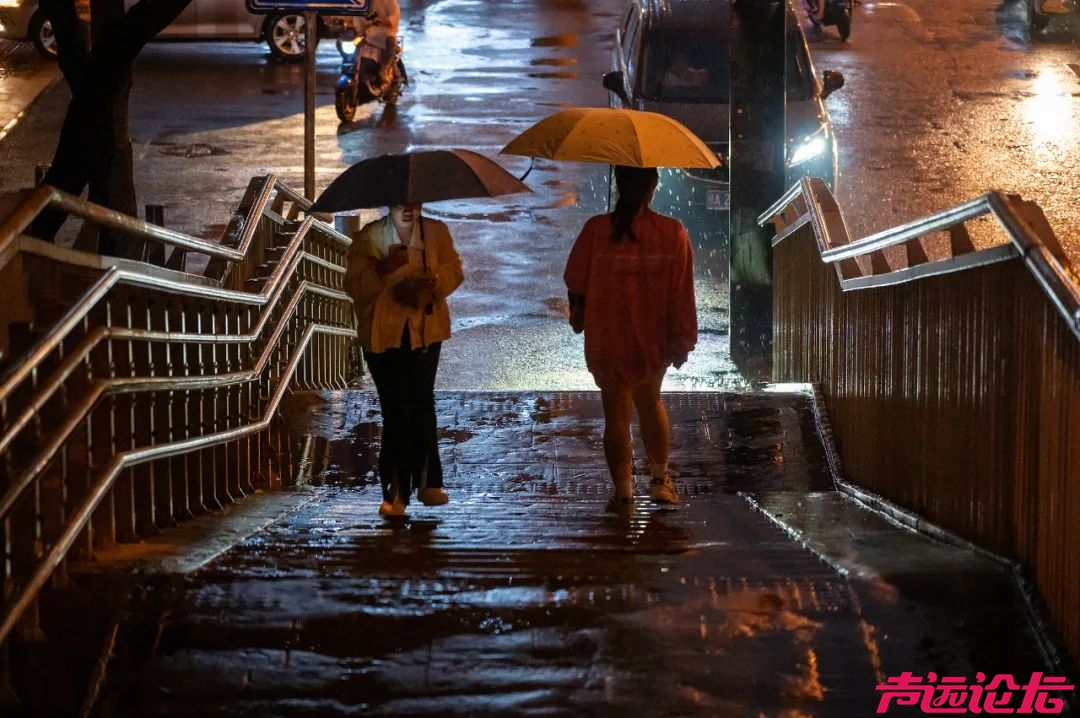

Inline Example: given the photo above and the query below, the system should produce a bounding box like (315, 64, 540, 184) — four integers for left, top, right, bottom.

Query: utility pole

(728, 0, 785, 380)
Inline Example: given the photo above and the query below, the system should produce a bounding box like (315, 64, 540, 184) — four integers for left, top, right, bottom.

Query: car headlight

(788, 133, 827, 167)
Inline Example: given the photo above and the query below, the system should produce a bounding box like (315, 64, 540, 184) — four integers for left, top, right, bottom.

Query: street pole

(728, 0, 786, 380)
(304, 10, 317, 201)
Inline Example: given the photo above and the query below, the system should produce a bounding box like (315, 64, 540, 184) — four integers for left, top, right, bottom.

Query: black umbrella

(310, 149, 531, 212)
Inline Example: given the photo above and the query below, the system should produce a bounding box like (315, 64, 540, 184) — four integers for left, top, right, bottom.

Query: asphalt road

(812, 0, 1080, 254)
(1, 0, 1078, 390)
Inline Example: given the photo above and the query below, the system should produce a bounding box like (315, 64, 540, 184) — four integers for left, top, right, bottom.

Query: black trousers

(363, 329, 443, 505)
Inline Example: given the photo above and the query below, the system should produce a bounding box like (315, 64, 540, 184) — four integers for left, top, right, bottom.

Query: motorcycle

(805, 0, 854, 42)
(334, 27, 408, 123)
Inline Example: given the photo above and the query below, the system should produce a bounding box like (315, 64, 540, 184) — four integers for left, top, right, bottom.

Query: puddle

(528, 71, 578, 80)
(530, 58, 579, 66)
(156, 142, 231, 158)
(530, 34, 579, 47)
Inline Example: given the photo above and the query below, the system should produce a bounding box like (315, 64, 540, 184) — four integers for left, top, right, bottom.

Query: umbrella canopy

(500, 107, 721, 169)
(311, 149, 531, 213)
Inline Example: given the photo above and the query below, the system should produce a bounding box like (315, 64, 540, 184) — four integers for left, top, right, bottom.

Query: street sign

(246, 0, 370, 15)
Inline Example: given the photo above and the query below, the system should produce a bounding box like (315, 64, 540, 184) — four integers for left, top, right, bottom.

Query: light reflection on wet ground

(121, 391, 871, 716)
(809, 0, 1080, 265)
(100, 391, 1059, 716)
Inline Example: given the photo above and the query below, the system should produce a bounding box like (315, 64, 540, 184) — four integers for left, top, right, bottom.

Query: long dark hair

(611, 166, 659, 243)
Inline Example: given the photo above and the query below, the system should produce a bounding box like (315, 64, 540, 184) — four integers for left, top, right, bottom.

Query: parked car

(601, 0, 844, 265)
(1029, 0, 1077, 31)
(0, 0, 345, 60)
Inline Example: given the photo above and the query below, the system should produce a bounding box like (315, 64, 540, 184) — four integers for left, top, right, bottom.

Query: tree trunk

(31, 0, 193, 258)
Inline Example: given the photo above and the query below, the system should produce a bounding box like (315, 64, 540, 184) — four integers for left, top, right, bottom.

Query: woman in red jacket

(564, 166, 698, 512)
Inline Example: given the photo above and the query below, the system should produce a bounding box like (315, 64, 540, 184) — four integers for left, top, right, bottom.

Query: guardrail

(759, 177, 1080, 670)
(0, 176, 357, 650)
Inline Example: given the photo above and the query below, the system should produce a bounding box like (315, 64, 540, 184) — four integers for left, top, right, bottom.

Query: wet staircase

(82, 391, 1053, 716)
(0, 177, 358, 712)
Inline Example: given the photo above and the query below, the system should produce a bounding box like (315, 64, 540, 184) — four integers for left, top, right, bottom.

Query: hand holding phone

(377, 244, 409, 277)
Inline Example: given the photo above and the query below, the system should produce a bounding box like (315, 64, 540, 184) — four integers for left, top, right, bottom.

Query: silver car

(0, 0, 342, 59)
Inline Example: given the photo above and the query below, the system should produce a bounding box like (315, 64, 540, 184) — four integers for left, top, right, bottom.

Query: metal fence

(0, 177, 357, 648)
(759, 178, 1080, 669)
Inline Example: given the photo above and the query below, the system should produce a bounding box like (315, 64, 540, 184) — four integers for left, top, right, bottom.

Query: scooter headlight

(337, 38, 358, 57)
(335, 30, 359, 57)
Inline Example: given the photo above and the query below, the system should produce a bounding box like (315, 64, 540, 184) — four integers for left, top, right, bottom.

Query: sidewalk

(83, 389, 1058, 717)
(0, 40, 57, 142)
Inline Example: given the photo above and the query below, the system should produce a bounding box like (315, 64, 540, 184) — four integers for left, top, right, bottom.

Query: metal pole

(144, 203, 166, 264)
(728, 0, 785, 380)
(304, 11, 317, 201)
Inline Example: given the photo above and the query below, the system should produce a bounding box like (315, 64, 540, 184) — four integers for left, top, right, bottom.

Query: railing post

(144, 204, 167, 266)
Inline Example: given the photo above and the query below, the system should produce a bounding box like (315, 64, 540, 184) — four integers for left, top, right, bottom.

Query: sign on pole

(246, 0, 369, 14)
(243, 0, 370, 201)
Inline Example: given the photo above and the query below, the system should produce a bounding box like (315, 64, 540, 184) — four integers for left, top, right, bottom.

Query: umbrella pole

(517, 158, 536, 182)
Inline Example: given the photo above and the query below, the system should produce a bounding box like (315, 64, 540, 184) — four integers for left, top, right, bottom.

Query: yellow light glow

(1024, 68, 1074, 147)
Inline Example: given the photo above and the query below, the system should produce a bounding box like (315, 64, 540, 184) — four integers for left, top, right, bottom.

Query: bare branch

(38, 0, 89, 91)
(95, 0, 196, 70)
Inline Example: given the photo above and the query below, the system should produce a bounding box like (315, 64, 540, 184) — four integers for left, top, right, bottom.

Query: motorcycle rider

(351, 0, 401, 90)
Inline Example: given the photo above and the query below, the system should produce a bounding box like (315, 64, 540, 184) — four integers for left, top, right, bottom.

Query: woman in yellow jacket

(345, 203, 464, 517)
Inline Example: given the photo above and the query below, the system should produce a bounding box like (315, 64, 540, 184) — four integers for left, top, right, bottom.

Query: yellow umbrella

(500, 107, 721, 169)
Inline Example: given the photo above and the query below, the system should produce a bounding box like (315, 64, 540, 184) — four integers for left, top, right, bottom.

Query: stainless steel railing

(0, 176, 357, 648)
(758, 176, 1080, 670)
(759, 176, 1080, 334)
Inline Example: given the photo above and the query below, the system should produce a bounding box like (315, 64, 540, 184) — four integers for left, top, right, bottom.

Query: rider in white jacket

(353, 0, 400, 86)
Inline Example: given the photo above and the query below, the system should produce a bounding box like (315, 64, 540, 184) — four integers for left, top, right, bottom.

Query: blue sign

(246, 0, 370, 15)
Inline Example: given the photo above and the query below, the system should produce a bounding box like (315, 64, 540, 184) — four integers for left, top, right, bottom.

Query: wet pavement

(811, 0, 1080, 258)
(3, 0, 1079, 390)
(0, 40, 55, 140)
(91, 390, 1060, 717)
(1, 6, 1076, 712)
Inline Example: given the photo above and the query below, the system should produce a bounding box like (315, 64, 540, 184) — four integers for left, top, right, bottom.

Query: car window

(621, 8, 641, 88)
(641, 34, 730, 103)
(786, 30, 816, 102)
(619, 3, 635, 36)
(622, 8, 640, 61)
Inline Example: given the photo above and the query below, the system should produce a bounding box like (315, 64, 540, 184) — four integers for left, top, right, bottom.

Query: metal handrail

(208, 175, 351, 281)
(0, 225, 351, 522)
(0, 176, 357, 652)
(0, 274, 345, 516)
(0, 322, 346, 646)
(819, 195, 991, 263)
(758, 179, 1080, 340)
(0, 186, 243, 263)
(0, 215, 337, 405)
(0, 176, 350, 273)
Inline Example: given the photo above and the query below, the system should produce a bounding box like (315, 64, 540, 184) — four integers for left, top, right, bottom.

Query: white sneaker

(379, 497, 408, 517)
(418, 487, 449, 506)
(649, 475, 679, 504)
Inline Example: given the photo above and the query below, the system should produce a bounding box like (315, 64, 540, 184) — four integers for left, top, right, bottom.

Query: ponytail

(611, 166, 659, 243)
